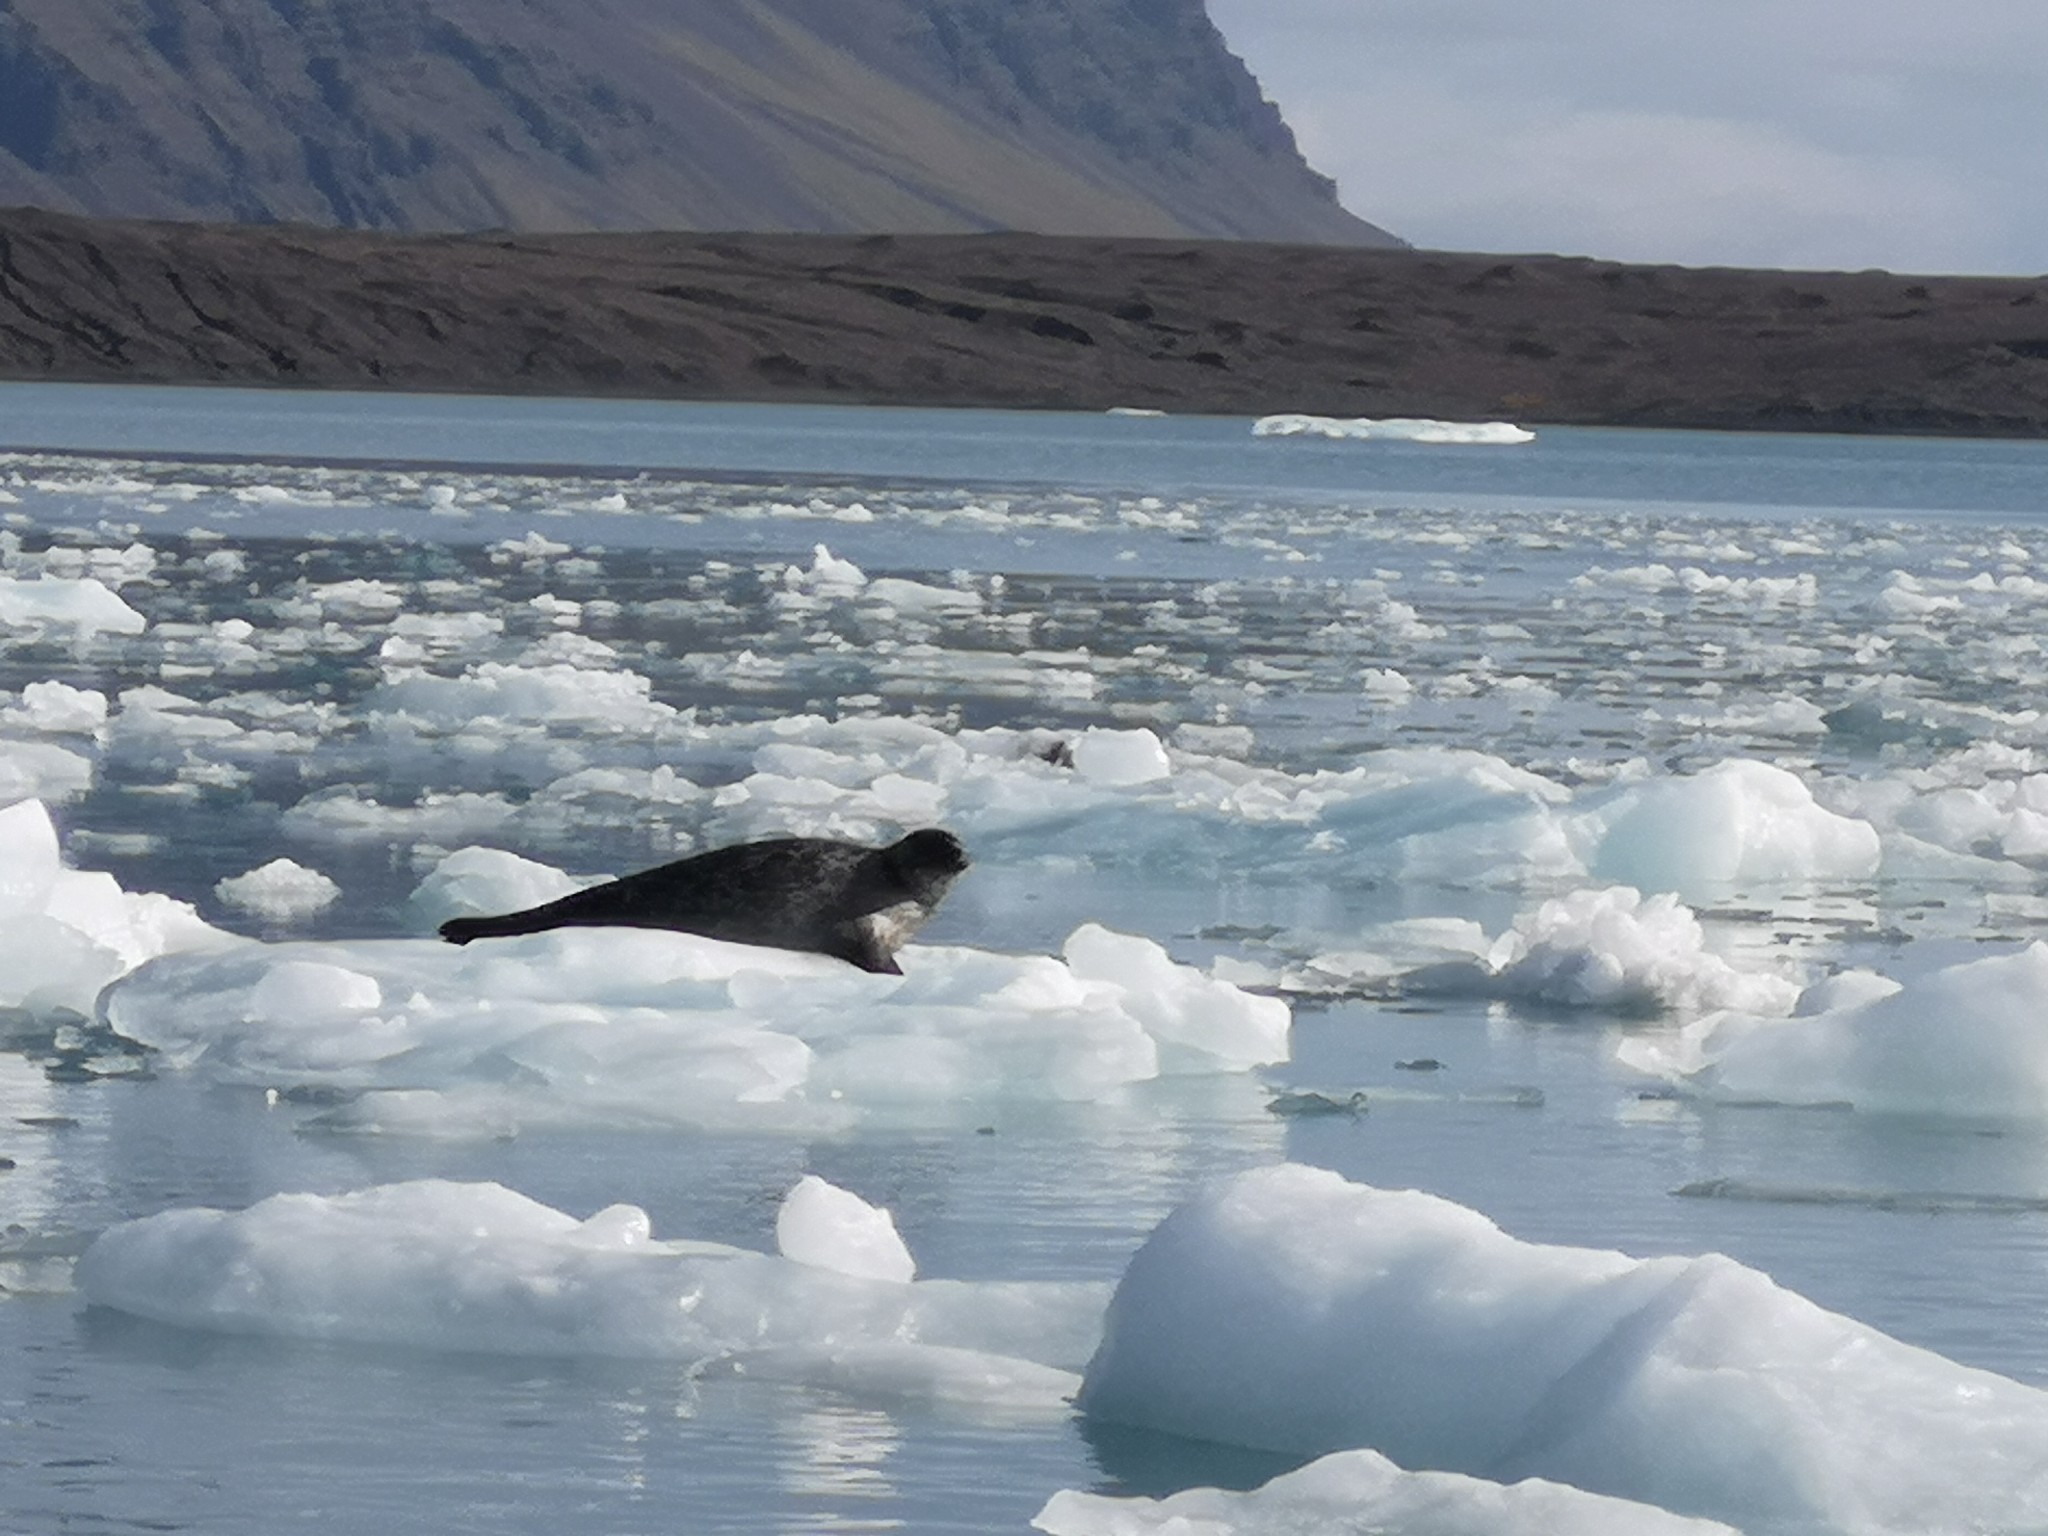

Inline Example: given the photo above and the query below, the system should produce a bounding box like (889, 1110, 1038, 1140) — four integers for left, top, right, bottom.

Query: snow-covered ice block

(1575, 759, 1879, 898)
(1619, 941, 2048, 1116)
(78, 1178, 1100, 1411)
(1034, 1448, 1736, 1536)
(1076, 1164, 2048, 1533)
(99, 920, 1289, 1130)
(214, 859, 340, 922)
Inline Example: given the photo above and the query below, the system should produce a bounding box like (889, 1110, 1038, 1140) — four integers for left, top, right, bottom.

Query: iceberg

(1619, 941, 2048, 1117)
(1075, 1164, 2048, 1533)
(78, 1176, 1101, 1412)
(0, 798, 234, 1016)
(1253, 414, 1535, 445)
(97, 868, 1290, 1130)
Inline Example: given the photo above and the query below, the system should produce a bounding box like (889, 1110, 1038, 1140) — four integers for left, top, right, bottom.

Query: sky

(1207, 0, 2048, 276)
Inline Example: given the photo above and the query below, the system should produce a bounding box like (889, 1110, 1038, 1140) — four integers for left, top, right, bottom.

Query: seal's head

(880, 828, 970, 903)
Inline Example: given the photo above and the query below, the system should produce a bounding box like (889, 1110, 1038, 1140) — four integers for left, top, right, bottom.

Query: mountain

(0, 0, 1395, 245)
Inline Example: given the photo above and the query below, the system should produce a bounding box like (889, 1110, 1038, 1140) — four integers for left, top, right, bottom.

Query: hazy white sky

(1207, 0, 2048, 274)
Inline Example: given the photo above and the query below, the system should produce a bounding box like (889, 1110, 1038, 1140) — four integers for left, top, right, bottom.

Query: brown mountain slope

(2, 209, 2045, 435)
(0, 0, 1393, 244)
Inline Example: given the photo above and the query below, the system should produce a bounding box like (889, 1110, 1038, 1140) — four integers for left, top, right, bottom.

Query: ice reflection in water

(779, 1404, 903, 1533)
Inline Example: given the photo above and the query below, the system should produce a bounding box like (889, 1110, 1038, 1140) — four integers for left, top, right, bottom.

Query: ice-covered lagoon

(8, 382, 2048, 1532)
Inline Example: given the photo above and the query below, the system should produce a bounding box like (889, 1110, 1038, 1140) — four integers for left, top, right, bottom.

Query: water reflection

(778, 1402, 903, 1534)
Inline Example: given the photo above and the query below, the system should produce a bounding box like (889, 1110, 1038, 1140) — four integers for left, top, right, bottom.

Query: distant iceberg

(1253, 413, 1535, 445)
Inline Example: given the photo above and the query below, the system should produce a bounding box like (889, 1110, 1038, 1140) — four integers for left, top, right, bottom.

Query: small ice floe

(0, 799, 235, 1017)
(1035, 1446, 1737, 1536)
(404, 845, 598, 929)
(0, 739, 94, 806)
(1253, 414, 1534, 446)
(76, 1176, 1101, 1412)
(1618, 941, 2048, 1117)
(1480, 886, 1800, 1017)
(1570, 758, 1880, 901)
(2, 680, 109, 735)
(1075, 1164, 2048, 1534)
(1288, 889, 1799, 1018)
(1104, 406, 1166, 418)
(781, 543, 867, 595)
(0, 576, 148, 636)
(776, 1174, 915, 1282)
(213, 859, 341, 922)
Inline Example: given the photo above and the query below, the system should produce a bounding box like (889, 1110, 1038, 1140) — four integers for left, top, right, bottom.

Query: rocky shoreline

(2, 206, 2046, 436)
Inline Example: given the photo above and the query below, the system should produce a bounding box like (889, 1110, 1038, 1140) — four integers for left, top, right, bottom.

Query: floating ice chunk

(281, 786, 518, 846)
(1253, 414, 1534, 445)
(1484, 886, 1800, 1017)
(487, 531, 571, 563)
(784, 544, 867, 593)
(1063, 924, 1290, 1071)
(0, 795, 60, 918)
(0, 799, 237, 1014)
(213, 859, 341, 922)
(1619, 942, 2048, 1117)
(0, 739, 93, 806)
(1076, 1164, 2048, 1533)
(301, 578, 404, 617)
(863, 576, 984, 613)
(405, 846, 595, 930)
(1069, 727, 1171, 787)
(99, 924, 1288, 1130)
(0, 576, 146, 635)
(77, 1179, 1098, 1412)
(3, 680, 109, 734)
(776, 1175, 916, 1283)
(1575, 759, 1879, 898)
(1035, 1448, 1736, 1536)
(370, 661, 680, 732)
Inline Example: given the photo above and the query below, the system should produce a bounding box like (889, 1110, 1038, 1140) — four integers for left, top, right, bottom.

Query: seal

(436, 828, 969, 975)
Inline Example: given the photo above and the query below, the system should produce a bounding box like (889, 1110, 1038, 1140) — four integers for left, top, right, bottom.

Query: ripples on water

(6, 389, 2048, 1531)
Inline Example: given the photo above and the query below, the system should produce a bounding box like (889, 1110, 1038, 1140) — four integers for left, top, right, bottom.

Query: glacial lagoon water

(6, 384, 2048, 1531)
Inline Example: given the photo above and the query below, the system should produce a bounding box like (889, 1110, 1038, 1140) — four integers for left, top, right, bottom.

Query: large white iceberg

(1075, 1164, 2048, 1533)
(78, 1176, 1100, 1411)
(1619, 941, 2048, 1116)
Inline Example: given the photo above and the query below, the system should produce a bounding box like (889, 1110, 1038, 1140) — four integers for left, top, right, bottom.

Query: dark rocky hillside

(0, 0, 1392, 244)
(2, 208, 2046, 436)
